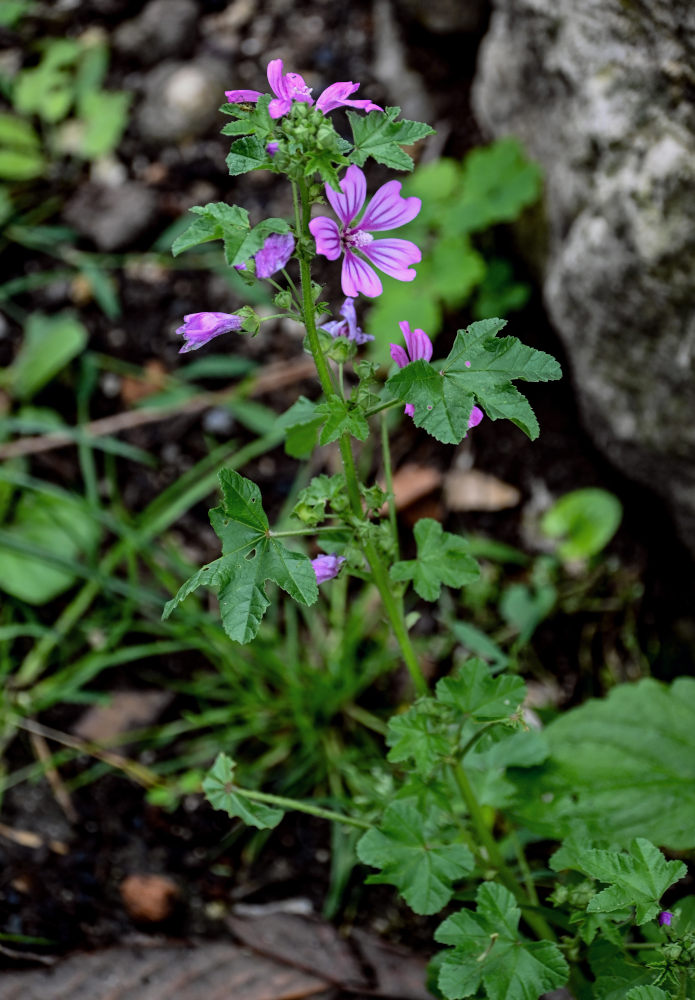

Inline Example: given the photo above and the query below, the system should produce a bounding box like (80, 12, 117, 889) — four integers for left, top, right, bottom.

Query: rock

(114, 0, 199, 65)
(393, 0, 487, 34)
(473, 0, 695, 551)
(136, 60, 228, 144)
(63, 182, 158, 251)
(120, 873, 180, 923)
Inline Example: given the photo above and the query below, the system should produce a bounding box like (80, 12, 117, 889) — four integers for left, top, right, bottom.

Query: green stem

(232, 786, 371, 830)
(380, 411, 399, 560)
(294, 178, 427, 697)
(452, 762, 555, 942)
(366, 398, 402, 419)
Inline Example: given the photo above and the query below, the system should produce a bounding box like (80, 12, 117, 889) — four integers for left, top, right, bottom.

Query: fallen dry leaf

(443, 468, 521, 512)
(120, 359, 169, 406)
(383, 463, 443, 512)
(72, 690, 172, 743)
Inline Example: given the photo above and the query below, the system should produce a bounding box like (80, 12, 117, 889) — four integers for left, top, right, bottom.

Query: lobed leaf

(435, 883, 569, 1000)
(550, 837, 687, 925)
(390, 518, 479, 601)
(203, 753, 284, 829)
(357, 800, 473, 914)
(347, 106, 434, 171)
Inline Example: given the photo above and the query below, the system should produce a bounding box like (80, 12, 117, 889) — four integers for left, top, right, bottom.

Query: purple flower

(225, 59, 381, 121)
(309, 165, 421, 298)
(390, 320, 433, 416)
(267, 141, 279, 157)
(176, 312, 242, 353)
(320, 297, 374, 345)
(254, 232, 295, 278)
(658, 911, 673, 927)
(390, 320, 484, 432)
(311, 553, 346, 584)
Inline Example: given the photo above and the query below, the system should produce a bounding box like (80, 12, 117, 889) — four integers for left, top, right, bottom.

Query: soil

(1, 0, 694, 971)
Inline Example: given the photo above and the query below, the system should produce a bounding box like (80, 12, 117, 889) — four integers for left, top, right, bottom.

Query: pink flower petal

(404, 403, 415, 417)
(360, 180, 421, 232)
(254, 233, 295, 278)
(266, 59, 285, 98)
(224, 89, 263, 103)
(402, 322, 433, 362)
(268, 96, 292, 119)
(325, 165, 366, 227)
(390, 344, 410, 368)
(468, 405, 484, 429)
(315, 81, 381, 114)
(360, 238, 421, 281)
(342, 251, 382, 297)
(309, 216, 342, 260)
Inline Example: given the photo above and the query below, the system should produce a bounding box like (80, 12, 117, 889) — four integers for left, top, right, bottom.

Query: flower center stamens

(343, 228, 374, 250)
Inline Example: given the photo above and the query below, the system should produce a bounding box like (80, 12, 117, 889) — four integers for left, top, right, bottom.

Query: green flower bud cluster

(271, 103, 349, 180)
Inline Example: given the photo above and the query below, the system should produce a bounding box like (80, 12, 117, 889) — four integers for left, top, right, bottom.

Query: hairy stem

(452, 761, 555, 941)
(232, 785, 371, 830)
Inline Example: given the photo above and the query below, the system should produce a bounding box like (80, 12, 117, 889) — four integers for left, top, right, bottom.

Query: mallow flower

(176, 312, 242, 353)
(225, 59, 381, 120)
(390, 320, 484, 431)
(309, 165, 421, 298)
(235, 232, 295, 278)
(320, 297, 374, 345)
(658, 911, 673, 927)
(311, 553, 346, 584)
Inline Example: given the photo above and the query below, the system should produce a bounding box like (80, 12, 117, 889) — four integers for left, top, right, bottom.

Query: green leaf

(0, 491, 100, 604)
(386, 320, 561, 445)
(447, 138, 543, 235)
(550, 837, 686, 925)
(357, 800, 473, 914)
(511, 677, 695, 849)
(316, 397, 369, 445)
(172, 201, 289, 266)
(203, 753, 284, 829)
(347, 106, 434, 171)
(390, 518, 479, 601)
(588, 940, 656, 1000)
(435, 882, 569, 1000)
(625, 988, 670, 1000)
(78, 89, 130, 158)
(0, 113, 44, 180)
(226, 135, 269, 175)
(541, 488, 623, 560)
(386, 699, 451, 775)
(7, 312, 87, 401)
(279, 396, 323, 458)
(435, 658, 526, 721)
(163, 469, 318, 643)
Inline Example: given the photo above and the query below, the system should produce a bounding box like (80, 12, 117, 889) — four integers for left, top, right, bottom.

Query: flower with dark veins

(320, 297, 374, 345)
(176, 312, 242, 353)
(254, 232, 295, 278)
(225, 59, 381, 121)
(309, 165, 421, 297)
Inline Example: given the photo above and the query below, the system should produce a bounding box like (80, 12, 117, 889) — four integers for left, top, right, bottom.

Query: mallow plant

(165, 58, 694, 1000)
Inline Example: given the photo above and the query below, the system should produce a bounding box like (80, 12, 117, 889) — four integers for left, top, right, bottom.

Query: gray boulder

(473, 0, 695, 549)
